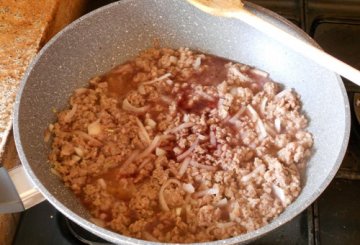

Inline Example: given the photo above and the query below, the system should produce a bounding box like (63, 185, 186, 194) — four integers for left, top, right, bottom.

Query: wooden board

(0, 1, 86, 244)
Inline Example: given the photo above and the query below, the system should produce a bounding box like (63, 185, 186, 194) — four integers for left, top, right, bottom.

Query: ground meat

(47, 47, 313, 243)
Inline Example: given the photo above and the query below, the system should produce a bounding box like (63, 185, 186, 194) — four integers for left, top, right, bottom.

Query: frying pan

(0, 0, 350, 244)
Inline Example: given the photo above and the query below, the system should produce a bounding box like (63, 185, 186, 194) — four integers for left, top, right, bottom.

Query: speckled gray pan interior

(13, 0, 350, 244)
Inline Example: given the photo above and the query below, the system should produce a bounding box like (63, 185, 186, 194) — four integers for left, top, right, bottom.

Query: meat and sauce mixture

(46, 47, 313, 243)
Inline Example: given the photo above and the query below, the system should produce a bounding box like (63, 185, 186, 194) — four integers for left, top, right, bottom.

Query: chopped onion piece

(197, 91, 215, 101)
(193, 187, 219, 198)
(190, 160, 217, 171)
(197, 134, 208, 141)
(145, 118, 156, 128)
(137, 135, 162, 160)
(159, 178, 182, 211)
(138, 131, 150, 145)
(142, 73, 172, 85)
(164, 122, 194, 135)
(182, 183, 195, 193)
(122, 99, 149, 114)
(250, 68, 269, 78)
(228, 106, 246, 124)
(138, 157, 152, 170)
(74, 147, 84, 157)
(178, 157, 191, 177)
(241, 173, 253, 183)
(155, 147, 166, 156)
(272, 184, 286, 205)
(48, 123, 54, 132)
(216, 222, 235, 229)
(173, 146, 182, 155)
(88, 120, 101, 136)
(241, 165, 266, 182)
(166, 79, 173, 86)
(275, 88, 292, 99)
(231, 119, 242, 128)
(274, 118, 282, 133)
(229, 202, 241, 222)
(216, 198, 228, 207)
(160, 95, 173, 105)
(183, 114, 190, 122)
(176, 207, 182, 216)
(257, 120, 268, 140)
(50, 168, 61, 178)
(260, 97, 268, 115)
(64, 104, 77, 123)
(246, 105, 267, 140)
(193, 56, 202, 70)
(264, 122, 277, 137)
(246, 105, 259, 122)
(74, 131, 102, 145)
(121, 150, 140, 170)
(44, 129, 51, 143)
(177, 138, 199, 161)
(135, 117, 151, 145)
(210, 130, 216, 146)
(138, 84, 146, 95)
(71, 155, 81, 162)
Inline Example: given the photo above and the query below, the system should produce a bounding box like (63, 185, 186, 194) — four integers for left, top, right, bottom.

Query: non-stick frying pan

(0, 0, 350, 244)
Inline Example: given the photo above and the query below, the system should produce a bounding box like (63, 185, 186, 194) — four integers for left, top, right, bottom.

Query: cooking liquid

(83, 53, 276, 235)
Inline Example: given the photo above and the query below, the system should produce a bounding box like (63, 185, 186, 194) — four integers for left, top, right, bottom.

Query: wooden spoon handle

(231, 8, 360, 85)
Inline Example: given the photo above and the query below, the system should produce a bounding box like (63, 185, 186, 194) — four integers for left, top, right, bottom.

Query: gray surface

(0, 167, 24, 213)
(13, 0, 350, 244)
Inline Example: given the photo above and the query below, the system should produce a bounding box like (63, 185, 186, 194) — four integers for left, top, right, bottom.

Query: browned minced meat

(46, 47, 313, 243)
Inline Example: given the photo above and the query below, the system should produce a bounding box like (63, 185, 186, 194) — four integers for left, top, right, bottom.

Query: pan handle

(0, 165, 45, 213)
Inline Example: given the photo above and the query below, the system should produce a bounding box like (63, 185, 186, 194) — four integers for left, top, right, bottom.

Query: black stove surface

(13, 1, 360, 244)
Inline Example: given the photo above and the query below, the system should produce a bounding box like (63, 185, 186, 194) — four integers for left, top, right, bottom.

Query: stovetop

(13, 1, 360, 244)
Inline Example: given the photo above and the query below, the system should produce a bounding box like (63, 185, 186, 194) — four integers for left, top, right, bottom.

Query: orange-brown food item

(47, 47, 313, 243)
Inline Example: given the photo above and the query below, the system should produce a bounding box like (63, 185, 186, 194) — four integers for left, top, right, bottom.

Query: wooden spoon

(187, 0, 360, 85)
